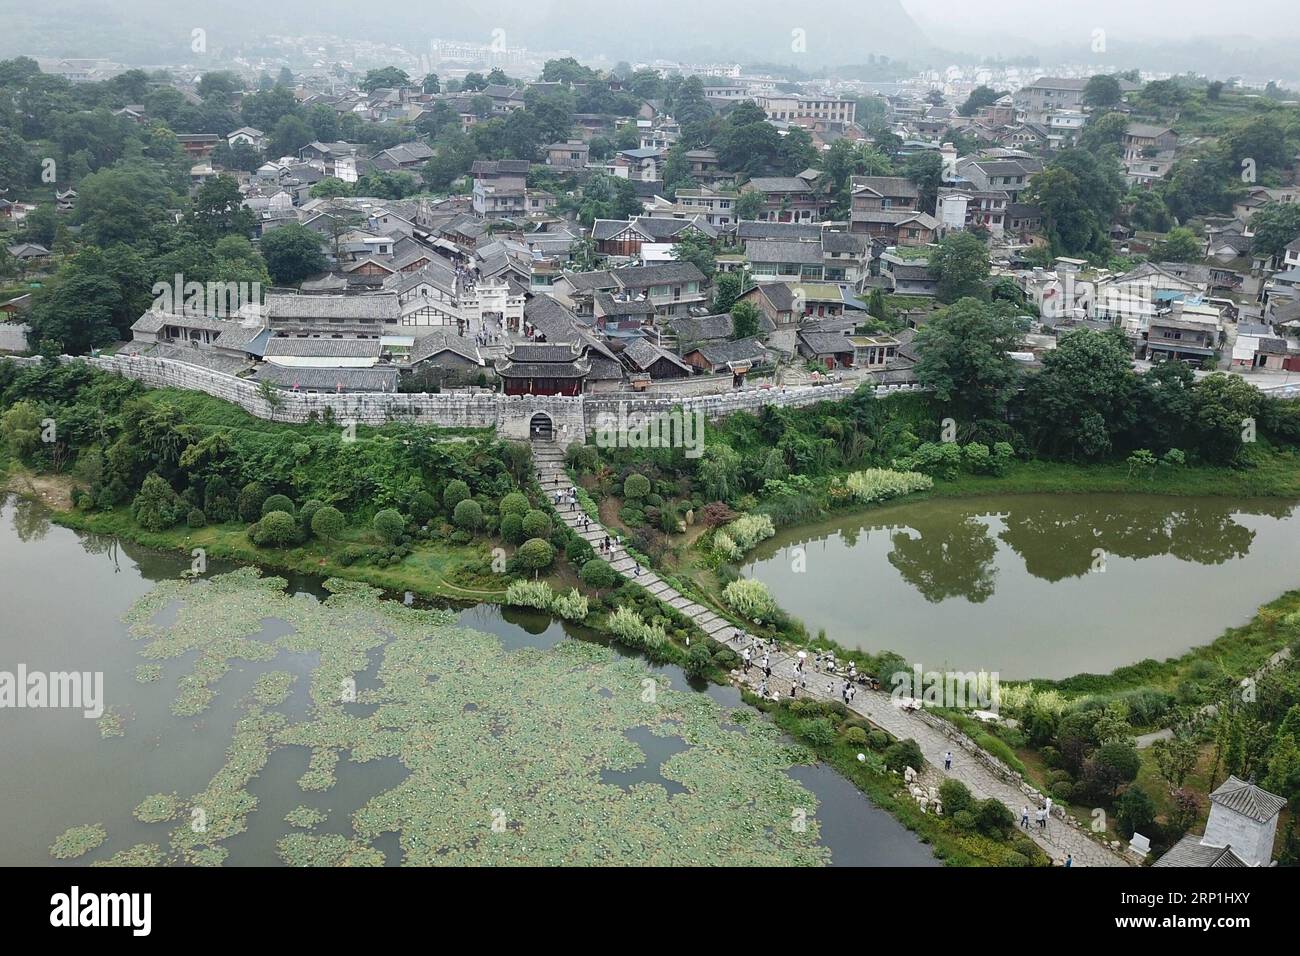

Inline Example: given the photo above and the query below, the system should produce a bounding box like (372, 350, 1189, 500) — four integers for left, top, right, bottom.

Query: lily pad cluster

(80, 568, 828, 866)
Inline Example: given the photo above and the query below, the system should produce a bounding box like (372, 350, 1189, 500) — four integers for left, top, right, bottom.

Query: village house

(741, 172, 830, 223)
(227, 126, 265, 150)
(545, 140, 590, 169)
(609, 261, 708, 317)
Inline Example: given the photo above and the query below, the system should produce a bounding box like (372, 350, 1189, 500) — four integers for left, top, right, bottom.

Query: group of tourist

(1020, 798, 1054, 832)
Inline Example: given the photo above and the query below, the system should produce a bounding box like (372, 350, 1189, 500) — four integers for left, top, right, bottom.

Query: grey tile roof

(263, 337, 383, 358)
(253, 365, 398, 391)
(266, 293, 400, 322)
(736, 220, 822, 242)
(798, 330, 855, 354)
(850, 175, 919, 199)
(409, 329, 481, 365)
(1152, 835, 1248, 868)
(746, 176, 813, 194)
(1209, 775, 1287, 822)
(668, 312, 733, 341)
(690, 336, 769, 366)
(610, 261, 705, 288)
(622, 338, 692, 374)
(746, 239, 826, 266)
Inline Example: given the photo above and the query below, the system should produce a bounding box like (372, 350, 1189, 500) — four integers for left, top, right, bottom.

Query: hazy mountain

(0, 0, 933, 67)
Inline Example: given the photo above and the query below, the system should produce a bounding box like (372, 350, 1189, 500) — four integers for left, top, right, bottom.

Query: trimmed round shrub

(237, 481, 268, 523)
(186, 508, 206, 528)
(299, 499, 323, 532)
(521, 509, 552, 539)
(442, 480, 471, 512)
(262, 494, 295, 517)
(372, 509, 406, 544)
(500, 491, 530, 518)
(515, 538, 555, 574)
(453, 498, 483, 531)
(951, 810, 976, 831)
(579, 558, 616, 591)
(499, 513, 524, 543)
(254, 511, 297, 547)
(841, 726, 868, 746)
(311, 505, 345, 541)
(623, 472, 651, 499)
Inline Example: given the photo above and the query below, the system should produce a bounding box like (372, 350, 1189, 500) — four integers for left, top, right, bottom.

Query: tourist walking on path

(944, 751, 953, 771)
(1021, 806, 1031, 829)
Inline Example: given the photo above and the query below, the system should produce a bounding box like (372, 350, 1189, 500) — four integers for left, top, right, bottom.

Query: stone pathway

(532, 440, 1128, 867)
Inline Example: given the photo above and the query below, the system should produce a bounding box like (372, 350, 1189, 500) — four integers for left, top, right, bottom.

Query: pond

(0, 495, 934, 867)
(744, 494, 1300, 680)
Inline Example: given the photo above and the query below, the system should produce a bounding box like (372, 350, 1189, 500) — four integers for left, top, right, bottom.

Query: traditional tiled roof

(265, 293, 400, 322)
(1210, 775, 1287, 822)
(610, 261, 704, 288)
(798, 330, 854, 354)
(745, 176, 813, 194)
(622, 338, 692, 374)
(668, 313, 733, 342)
(263, 337, 383, 358)
(850, 175, 919, 199)
(1153, 835, 1248, 868)
(688, 336, 769, 365)
(409, 329, 481, 365)
(253, 365, 398, 391)
(746, 239, 826, 266)
(736, 220, 822, 242)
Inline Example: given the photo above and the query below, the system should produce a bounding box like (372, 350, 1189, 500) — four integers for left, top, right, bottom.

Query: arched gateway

(529, 412, 555, 441)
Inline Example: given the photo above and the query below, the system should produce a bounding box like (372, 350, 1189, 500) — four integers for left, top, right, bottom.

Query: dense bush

(253, 510, 298, 547)
(514, 538, 554, 575)
(500, 491, 530, 518)
(839, 468, 934, 504)
(521, 509, 552, 539)
(132, 472, 184, 531)
(261, 493, 295, 517)
(372, 509, 406, 544)
(580, 558, 616, 591)
(237, 481, 268, 523)
(505, 580, 553, 609)
(453, 498, 483, 531)
(443, 480, 471, 512)
(186, 508, 206, 528)
(311, 505, 345, 541)
(623, 472, 651, 499)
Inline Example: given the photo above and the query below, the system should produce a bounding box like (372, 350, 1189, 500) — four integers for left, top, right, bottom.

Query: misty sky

(903, 0, 1300, 42)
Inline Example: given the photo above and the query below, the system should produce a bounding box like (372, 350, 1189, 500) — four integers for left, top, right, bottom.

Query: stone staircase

(530, 440, 739, 642)
(528, 437, 1130, 866)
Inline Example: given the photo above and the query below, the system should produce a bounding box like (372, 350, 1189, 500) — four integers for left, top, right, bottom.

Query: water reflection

(746, 494, 1300, 677)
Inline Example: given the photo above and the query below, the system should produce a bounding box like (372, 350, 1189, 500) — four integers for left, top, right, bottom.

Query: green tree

(913, 299, 1023, 419)
(1249, 203, 1300, 267)
(1115, 785, 1156, 838)
(579, 558, 616, 592)
(373, 508, 406, 544)
(670, 232, 716, 280)
(1023, 329, 1138, 459)
(132, 472, 183, 531)
(711, 271, 745, 313)
(734, 190, 765, 221)
(362, 67, 410, 92)
(1153, 227, 1202, 263)
(254, 510, 298, 547)
(516, 537, 555, 576)
(730, 301, 762, 340)
(1082, 74, 1122, 109)
(260, 224, 326, 284)
(453, 498, 483, 531)
(930, 232, 990, 302)
(958, 85, 1004, 116)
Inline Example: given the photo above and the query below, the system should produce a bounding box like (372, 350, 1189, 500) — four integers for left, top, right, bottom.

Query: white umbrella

(796, 651, 807, 659)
